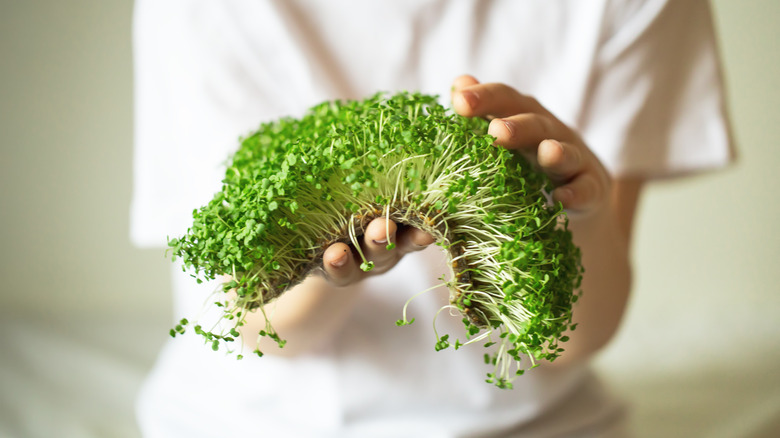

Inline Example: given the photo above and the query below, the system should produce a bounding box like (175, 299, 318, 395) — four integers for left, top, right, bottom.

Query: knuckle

(533, 115, 552, 138)
(584, 173, 607, 208)
(558, 143, 581, 175)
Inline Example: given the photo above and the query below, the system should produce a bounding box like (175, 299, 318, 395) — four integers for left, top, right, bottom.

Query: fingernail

(500, 119, 514, 138)
(331, 251, 348, 267)
(460, 90, 478, 110)
(539, 139, 564, 166)
(544, 139, 563, 152)
(487, 119, 512, 145)
(413, 238, 433, 248)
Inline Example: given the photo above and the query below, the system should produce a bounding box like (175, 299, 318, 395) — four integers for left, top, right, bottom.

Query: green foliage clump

(168, 92, 582, 388)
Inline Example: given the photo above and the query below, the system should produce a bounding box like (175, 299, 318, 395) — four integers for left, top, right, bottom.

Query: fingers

(537, 139, 584, 185)
(452, 79, 550, 119)
(321, 218, 433, 287)
(361, 218, 399, 274)
(396, 225, 435, 254)
(322, 242, 360, 287)
(539, 138, 609, 213)
(451, 74, 611, 216)
(452, 77, 571, 151)
(451, 74, 479, 92)
(552, 171, 607, 213)
(488, 113, 565, 151)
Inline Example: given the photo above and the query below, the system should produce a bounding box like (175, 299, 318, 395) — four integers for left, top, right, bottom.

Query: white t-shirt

(131, 1, 733, 436)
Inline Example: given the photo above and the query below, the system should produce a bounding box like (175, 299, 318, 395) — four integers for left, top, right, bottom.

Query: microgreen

(168, 92, 583, 388)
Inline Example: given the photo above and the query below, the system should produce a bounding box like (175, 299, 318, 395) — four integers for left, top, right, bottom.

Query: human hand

(320, 218, 434, 287)
(451, 75, 611, 216)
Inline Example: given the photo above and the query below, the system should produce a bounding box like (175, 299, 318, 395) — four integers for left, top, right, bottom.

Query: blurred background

(0, 1, 778, 437)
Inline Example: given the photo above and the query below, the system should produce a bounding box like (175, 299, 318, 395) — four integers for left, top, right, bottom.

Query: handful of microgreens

(168, 92, 582, 389)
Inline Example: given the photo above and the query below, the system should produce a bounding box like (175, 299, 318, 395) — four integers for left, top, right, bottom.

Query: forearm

(549, 178, 642, 367)
(553, 214, 631, 366)
(236, 219, 433, 357)
(238, 275, 362, 357)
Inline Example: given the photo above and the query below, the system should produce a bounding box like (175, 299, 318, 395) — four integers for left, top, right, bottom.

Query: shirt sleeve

(579, 0, 735, 179)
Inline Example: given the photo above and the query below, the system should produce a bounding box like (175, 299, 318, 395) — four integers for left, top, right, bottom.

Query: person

(131, 1, 733, 436)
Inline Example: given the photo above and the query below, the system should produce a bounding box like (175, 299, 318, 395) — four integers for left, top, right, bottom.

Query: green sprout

(168, 92, 583, 388)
